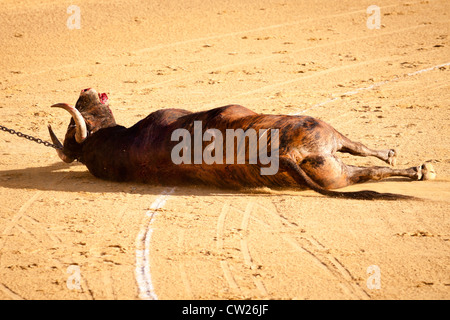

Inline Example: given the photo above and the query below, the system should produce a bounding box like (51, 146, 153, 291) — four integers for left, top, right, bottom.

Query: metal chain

(0, 124, 62, 149)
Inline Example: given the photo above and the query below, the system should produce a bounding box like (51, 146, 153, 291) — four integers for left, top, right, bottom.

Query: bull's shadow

(0, 161, 415, 197)
(0, 162, 207, 196)
(0, 161, 289, 197)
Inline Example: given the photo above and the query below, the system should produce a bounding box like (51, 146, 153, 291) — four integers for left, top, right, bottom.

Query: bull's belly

(85, 156, 304, 189)
(137, 163, 302, 190)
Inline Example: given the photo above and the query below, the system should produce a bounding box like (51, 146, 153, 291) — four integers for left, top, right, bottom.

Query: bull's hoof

(418, 163, 436, 181)
(387, 149, 397, 166)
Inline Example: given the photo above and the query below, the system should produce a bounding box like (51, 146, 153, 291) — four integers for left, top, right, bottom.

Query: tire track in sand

(248, 201, 370, 299)
(0, 173, 98, 299)
(176, 228, 194, 299)
(216, 200, 270, 298)
(216, 202, 241, 295)
(239, 202, 269, 298)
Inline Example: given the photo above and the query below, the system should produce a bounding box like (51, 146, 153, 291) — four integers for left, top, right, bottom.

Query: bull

(48, 88, 435, 200)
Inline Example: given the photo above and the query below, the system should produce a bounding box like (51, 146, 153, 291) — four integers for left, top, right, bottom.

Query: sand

(0, 0, 448, 300)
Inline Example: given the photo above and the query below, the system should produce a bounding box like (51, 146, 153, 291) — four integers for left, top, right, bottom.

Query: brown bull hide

(49, 88, 436, 200)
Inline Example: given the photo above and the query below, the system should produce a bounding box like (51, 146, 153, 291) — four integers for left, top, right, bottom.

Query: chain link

(0, 124, 62, 149)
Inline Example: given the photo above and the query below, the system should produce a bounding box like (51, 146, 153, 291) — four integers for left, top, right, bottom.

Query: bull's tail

(280, 157, 418, 200)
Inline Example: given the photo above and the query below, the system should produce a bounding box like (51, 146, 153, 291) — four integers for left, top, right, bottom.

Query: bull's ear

(80, 106, 117, 135)
(51, 103, 88, 143)
(48, 125, 74, 163)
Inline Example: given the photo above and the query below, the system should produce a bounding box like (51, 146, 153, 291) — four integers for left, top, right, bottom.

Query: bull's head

(48, 88, 116, 163)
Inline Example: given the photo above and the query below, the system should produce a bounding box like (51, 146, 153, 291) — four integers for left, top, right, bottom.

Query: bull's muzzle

(47, 124, 74, 163)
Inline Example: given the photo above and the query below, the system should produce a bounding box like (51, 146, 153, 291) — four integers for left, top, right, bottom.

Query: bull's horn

(51, 103, 88, 143)
(48, 125, 74, 163)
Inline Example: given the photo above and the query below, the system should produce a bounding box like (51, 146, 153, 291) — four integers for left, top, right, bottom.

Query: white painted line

(135, 187, 175, 300)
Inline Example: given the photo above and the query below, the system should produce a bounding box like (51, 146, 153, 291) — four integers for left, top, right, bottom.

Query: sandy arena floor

(0, 0, 449, 300)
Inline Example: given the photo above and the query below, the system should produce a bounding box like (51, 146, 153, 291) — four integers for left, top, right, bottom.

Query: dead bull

(48, 88, 436, 200)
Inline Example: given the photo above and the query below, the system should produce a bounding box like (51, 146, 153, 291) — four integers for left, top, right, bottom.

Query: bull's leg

(299, 155, 349, 189)
(299, 154, 435, 190)
(345, 163, 436, 185)
(337, 134, 397, 166)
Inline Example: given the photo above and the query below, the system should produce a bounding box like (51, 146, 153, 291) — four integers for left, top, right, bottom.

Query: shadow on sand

(0, 160, 421, 200)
